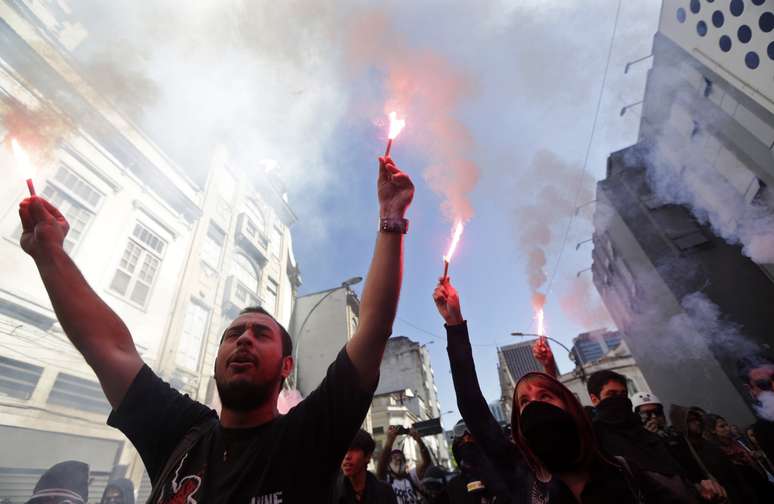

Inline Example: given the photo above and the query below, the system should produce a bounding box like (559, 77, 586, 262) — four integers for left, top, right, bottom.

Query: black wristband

(379, 217, 409, 234)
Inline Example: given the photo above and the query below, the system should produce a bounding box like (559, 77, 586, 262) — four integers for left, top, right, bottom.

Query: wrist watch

(379, 217, 409, 234)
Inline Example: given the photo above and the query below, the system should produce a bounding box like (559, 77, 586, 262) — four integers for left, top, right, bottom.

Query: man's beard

(215, 363, 282, 412)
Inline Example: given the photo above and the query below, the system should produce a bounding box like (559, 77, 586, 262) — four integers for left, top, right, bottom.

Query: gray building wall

(289, 286, 359, 397)
(591, 4, 774, 427)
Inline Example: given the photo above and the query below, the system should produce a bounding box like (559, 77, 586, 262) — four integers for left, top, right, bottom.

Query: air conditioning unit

(222, 275, 262, 319)
(235, 213, 269, 263)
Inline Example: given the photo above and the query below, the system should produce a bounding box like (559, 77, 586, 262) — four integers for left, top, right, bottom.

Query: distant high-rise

(572, 330, 623, 365)
(497, 340, 542, 418)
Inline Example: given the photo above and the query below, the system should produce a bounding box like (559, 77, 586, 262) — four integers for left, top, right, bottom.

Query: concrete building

(288, 282, 361, 397)
(591, 0, 774, 426)
(372, 336, 451, 469)
(0, 2, 301, 501)
(560, 339, 653, 407)
(496, 340, 543, 418)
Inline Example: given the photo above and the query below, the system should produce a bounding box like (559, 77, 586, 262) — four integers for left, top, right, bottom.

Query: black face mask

(595, 396, 636, 426)
(520, 401, 581, 472)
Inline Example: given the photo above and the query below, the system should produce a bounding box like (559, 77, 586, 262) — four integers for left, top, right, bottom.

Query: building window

(47, 372, 111, 414)
(39, 166, 102, 253)
(201, 222, 226, 268)
(265, 280, 278, 314)
(231, 254, 260, 307)
(175, 301, 210, 371)
(626, 378, 639, 395)
(245, 218, 257, 239)
(270, 226, 283, 257)
(0, 356, 43, 400)
(109, 223, 166, 307)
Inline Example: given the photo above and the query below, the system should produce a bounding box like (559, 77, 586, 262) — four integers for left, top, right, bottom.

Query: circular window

(712, 11, 724, 27)
(719, 35, 732, 52)
(730, 0, 744, 17)
(677, 8, 687, 23)
(690, 0, 701, 14)
(760, 12, 774, 33)
(745, 51, 760, 69)
(738, 24, 752, 43)
(768, 41, 774, 61)
(697, 20, 708, 36)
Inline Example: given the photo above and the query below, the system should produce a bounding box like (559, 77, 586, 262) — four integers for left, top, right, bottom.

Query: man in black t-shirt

(18, 156, 415, 503)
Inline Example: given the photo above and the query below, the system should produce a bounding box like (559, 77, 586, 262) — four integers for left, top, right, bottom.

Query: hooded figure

(100, 478, 135, 504)
(26, 461, 89, 504)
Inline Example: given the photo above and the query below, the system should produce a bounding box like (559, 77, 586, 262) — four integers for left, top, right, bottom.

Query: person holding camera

(376, 425, 431, 504)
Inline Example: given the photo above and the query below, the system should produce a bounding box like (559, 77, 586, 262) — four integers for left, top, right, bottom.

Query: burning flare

(10, 138, 36, 196)
(384, 111, 406, 157)
(442, 220, 464, 279)
(536, 308, 545, 337)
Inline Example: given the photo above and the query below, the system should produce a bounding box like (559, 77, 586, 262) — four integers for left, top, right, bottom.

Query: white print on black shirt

(249, 492, 283, 504)
(389, 477, 418, 504)
(160, 453, 202, 504)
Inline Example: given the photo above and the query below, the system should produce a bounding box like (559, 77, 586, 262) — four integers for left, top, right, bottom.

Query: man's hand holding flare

(19, 196, 70, 260)
(532, 337, 554, 369)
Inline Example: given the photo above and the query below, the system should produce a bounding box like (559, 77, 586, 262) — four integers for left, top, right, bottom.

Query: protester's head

(26, 461, 89, 504)
(587, 370, 628, 406)
(341, 429, 375, 478)
(100, 478, 134, 504)
(214, 306, 293, 412)
(737, 353, 774, 401)
(419, 466, 449, 502)
(511, 372, 600, 473)
(686, 407, 706, 437)
(705, 414, 732, 442)
(633, 392, 666, 430)
(388, 449, 408, 477)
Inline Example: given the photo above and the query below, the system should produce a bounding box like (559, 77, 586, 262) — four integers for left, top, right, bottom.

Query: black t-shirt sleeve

(284, 346, 376, 474)
(107, 364, 216, 482)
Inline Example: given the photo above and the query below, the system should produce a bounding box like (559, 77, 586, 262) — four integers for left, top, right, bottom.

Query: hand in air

(18, 197, 70, 258)
(378, 156, 414, 219)
(433, 278, 464, 326)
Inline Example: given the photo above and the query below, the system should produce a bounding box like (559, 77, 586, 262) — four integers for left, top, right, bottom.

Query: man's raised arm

(345, 156, 414, 389)
(19, 197, 143, 408)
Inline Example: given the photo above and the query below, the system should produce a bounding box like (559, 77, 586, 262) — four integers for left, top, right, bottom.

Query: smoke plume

(344, 9, 479, 223)
(514, 149, 595, 310)
(1, 100, 72, 161)
(559, 274, 612, 329)
(646, 105, 774, 263)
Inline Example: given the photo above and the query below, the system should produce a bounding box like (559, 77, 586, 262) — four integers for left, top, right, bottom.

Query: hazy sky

(69, 0, 663, 428)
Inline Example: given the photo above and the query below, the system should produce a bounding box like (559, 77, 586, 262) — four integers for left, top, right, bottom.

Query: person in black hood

(447, 421, 510, 504)
(433, 278, 682, 503)
(587, 371, 723, 503)
(100, 478, 134, 504)
(26, 461, 89, 504)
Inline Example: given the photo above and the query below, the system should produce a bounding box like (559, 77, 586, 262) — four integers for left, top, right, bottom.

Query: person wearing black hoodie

(447, 421, 510, 504)
(26, 461, 89, 504)
(586, 371, 722, 503)
(100, 478, 135, 504)
(433, 278, 679, 503)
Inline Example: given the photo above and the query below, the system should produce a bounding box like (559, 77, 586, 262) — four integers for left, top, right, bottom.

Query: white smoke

(646, 105, 774, 263)
(754, 391, 774, 422)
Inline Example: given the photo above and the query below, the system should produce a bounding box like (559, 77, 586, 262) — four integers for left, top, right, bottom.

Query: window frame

(108, 223, 167, 310)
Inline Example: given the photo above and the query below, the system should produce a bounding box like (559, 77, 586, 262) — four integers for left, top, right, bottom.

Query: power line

(545, 0, 623, 300)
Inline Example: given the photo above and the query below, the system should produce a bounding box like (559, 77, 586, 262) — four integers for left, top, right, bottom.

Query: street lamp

(576, 267, 592, 278)
(575, 238, 593, 251)
(510, 332, 588, 383)
(620, 100, 644, 117)
(624, 54, 652, 74)
(290, 276, 363, 389)
(574, 200, 596, 216)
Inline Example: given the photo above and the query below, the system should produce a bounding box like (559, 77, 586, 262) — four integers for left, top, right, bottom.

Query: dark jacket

(754, 418, 774, 464)
(446, 322, 650, 503)
(332, 471, 398, 504)
(592, 407, 697, 503)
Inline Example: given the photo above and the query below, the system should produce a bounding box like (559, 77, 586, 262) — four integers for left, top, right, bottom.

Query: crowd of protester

(12, 157, 774, 503)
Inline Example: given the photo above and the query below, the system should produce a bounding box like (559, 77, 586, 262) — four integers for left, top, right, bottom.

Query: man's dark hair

(349, 429, 376, 455)
(587, 370, 627, 398)
(737, 353, 774, 384)
(226, 306, 293, 357)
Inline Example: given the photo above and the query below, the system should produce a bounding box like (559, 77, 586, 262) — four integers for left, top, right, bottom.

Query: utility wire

(545, 0, 623, 299)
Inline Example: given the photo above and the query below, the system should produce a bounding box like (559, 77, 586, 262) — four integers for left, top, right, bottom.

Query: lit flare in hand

(442, 220, 464, 280)
(11, 138, 35, 196)
(384, 111, 406, 157)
